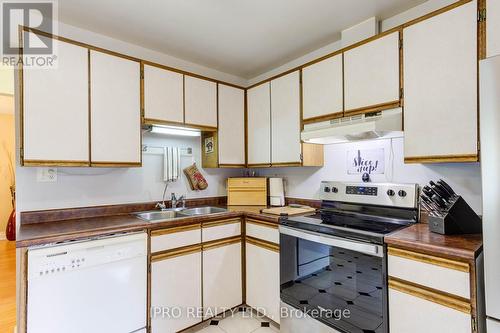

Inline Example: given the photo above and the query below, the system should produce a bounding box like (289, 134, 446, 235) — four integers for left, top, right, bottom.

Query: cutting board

(261, 206, 316, 216)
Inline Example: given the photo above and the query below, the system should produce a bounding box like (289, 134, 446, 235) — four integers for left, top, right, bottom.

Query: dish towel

(163, 147, 180, 182)
(183, 163, 208, 191)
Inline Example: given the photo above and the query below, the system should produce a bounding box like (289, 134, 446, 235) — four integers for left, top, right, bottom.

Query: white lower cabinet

(246, 242, 280, 324)
(151, 251, 202, 333)
(488, 318, 500, 333)
(389, 288, 471, 333)
(203, 242, 242, 319)
(388, 246, 477, 333)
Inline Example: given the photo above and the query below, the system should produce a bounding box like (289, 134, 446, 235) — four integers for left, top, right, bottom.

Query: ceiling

(59, 0, 426, 79)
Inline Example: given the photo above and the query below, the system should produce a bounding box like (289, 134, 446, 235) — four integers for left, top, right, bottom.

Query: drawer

(228, 190, 267, 206)
(389, 281, 471, 333)
(228, 177, 267, 189)
(388, 247, 470, 299)
(202, 219, 241, 242)
(151, 224, 201, 253)
(245, 219, 279, 244)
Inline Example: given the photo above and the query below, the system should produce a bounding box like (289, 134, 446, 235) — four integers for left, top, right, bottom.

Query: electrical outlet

(36, 168, 57, 182)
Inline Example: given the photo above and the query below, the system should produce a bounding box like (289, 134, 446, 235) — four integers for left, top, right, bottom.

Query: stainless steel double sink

(134, 206, 227, 223)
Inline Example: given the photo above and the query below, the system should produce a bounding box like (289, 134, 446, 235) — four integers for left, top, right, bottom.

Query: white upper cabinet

(403, 1, 478, 162)
(271, 71, 301, 164)
(90, 51, 141, 165)
(302, 54, 343, 121)
(344, 31, 400, 112)
(487, 0, 500, 58)
(184, 76, 217, 128)
(247, 82, 271, 165)
(218, 84, 245, 166)
(23, 36, 89, 165)
(143, 64, 184, 124)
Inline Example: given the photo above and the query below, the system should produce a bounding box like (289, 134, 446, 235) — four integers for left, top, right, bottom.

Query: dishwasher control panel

(36, 252, 87, 276)
(27, 232, 147, 280)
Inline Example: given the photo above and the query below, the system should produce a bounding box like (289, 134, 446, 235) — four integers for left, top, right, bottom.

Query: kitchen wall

(14, 20, 249, 214)
(16, 133, 242, 212)
(258, 137, 482, 213)
(249, 0, 482, 213)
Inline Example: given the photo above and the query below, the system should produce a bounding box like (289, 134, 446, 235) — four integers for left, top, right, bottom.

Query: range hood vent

(301, 108, 403, 144)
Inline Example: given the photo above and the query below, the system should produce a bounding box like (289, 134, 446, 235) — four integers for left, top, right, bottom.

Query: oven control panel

(345, 186, 378, 196)
(320, 181, 418, 208)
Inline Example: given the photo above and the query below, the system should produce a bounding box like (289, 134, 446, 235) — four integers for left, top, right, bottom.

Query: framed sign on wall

(347, 148, 385, 175)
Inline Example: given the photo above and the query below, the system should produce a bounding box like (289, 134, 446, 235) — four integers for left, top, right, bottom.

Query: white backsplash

(15, 133, 241, 212)
(257, 137, 482, 213)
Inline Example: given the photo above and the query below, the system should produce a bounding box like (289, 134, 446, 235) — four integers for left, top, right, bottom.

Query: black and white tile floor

(193, 308, 278, 333)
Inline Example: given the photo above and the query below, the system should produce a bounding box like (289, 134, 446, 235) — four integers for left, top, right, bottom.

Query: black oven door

(280, 225, 388, 333)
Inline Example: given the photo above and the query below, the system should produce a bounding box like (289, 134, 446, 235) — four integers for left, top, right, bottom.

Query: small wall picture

(204, 136, 214, 154)
(347, 148, 385, 175)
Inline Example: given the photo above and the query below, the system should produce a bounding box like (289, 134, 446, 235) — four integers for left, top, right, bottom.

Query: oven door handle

(279, 225, 383, 258)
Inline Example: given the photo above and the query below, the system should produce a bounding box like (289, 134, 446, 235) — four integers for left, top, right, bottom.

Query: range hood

(301, 108, 403, 144)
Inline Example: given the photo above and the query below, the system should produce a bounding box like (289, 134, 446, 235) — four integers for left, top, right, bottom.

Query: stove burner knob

(398, 190, 407, 197)
(332, 187, 338, 193)
(324, 187, 331, 193)
(387, 189, 395, 197)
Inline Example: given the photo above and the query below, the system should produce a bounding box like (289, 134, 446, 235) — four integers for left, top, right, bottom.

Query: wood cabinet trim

(247, 163, 272, 168)
(404, 154, 479, 164)
(272, 162, 303, 167)
(142, 59, 245, 90)
(218, 164, 246, 168)
(302, 111, 344, 124)
(401, 0, 473, 29)
(247, 28, 401, 90)
(22, 160, 90, 167)
(19, 28, 25, 166)
(246, 1, 474, 92)
(202, 235, 242, 250)
(22, 27, 244, 90)
(90, 162, 142, 168)
(246, 236, 279, 252)
(202, 218, 241, 228)
(246, 218, 279, 229)
(151, 243, 202, 261)
(388, 247, 470, 272)
(343, 100, 401, 117)
(389, 276, 471, 314)
(143, 118, 217, 131)
(478, 0, 486, 60)
(151, 223, 201, 236)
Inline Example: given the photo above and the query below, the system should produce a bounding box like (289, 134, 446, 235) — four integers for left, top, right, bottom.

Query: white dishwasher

(27, 232, 148, 333)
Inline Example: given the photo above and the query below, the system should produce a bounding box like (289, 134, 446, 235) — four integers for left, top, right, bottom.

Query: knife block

(428, 196, 482, 235)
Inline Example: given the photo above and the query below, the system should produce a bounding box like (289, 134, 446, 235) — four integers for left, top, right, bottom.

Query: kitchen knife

(430, 180, 452, 199)
(438, 179, 456, 196)
(431, 194, 447, 209)
(421, 193, 441, 212)
(430, 182, 451, 201)
(424, 185, 449, 204)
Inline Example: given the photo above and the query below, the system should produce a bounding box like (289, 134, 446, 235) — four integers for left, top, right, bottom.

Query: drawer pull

(389, 277, 471, 314)
(388, 247, 470, 272)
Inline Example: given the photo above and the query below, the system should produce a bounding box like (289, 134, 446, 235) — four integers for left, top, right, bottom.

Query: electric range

(279, 181, 419, 333)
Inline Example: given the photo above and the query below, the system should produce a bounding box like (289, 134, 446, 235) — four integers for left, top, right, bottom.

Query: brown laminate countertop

(16, 205, 283, 248)
(384, 223, 483, 262)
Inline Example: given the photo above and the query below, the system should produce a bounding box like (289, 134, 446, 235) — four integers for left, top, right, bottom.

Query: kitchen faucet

(171, 193, 186, 208)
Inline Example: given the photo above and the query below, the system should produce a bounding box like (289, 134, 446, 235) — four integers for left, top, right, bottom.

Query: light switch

(36, 167, 57, 182)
